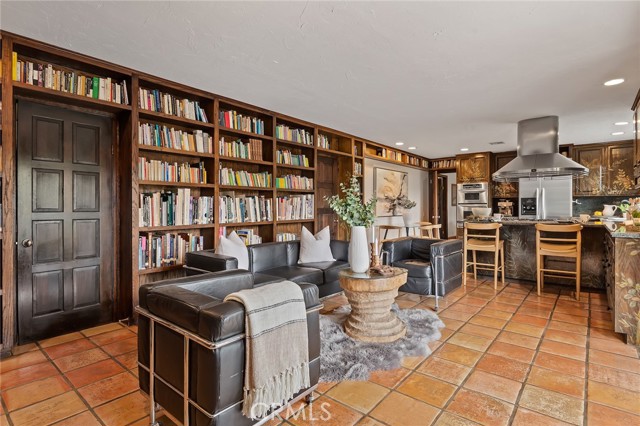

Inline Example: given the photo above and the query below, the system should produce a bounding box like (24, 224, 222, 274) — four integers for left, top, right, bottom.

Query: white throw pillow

(298, 226, 335, 263)
(216, 231, 249, 270)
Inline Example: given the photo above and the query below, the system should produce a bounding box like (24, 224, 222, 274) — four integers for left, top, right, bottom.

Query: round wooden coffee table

(338, 267, 408, 343)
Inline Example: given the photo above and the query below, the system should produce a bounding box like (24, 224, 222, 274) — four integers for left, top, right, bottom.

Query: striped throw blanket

(225, 280, 310, 419)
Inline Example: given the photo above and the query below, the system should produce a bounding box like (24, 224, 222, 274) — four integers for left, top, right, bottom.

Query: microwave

(457, 183, 489, 205)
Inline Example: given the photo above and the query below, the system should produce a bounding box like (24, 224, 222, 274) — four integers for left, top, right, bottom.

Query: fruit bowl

(472, 208, 492, 218)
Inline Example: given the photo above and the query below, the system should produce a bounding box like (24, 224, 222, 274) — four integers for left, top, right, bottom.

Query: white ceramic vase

(402, 210, 413, 227)
(349, 225, 370, 273)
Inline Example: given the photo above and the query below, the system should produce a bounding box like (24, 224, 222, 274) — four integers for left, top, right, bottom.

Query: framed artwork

(374, 167, 408, 216)
(451, 184, 457, 206)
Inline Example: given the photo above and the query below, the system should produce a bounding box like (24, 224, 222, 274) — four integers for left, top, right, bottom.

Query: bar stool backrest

(464, 222, 502, 249)
(535, 223, 583, 246)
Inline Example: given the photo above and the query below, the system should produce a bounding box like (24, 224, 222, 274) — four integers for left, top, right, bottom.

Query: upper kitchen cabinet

(457, 152, 491, 183)
(633, 89, 640, 189)
(573, 141, 635, 196)
(491, 151, 518, 198)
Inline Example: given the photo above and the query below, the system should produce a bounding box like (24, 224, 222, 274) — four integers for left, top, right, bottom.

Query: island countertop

(466, 218, 640, 239)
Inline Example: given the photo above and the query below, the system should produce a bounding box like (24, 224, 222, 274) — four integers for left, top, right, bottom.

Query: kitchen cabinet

(491, 151, 518, 198)
(573, 141, 635, 196)
(457, 152, 490, 184)
(633, 89, 640, 189)
(604, 231, 640, 346)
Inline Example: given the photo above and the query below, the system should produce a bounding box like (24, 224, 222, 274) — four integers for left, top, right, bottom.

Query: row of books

(139, 190, 214, 227)
(276, 150, 310, 167)
(431, 159, 456, 169)
(138, 158, 208, 184)
(219, 193, 273, 223)
(275, 125, 313, 145)
(276, 195, 314, 220)
(139, 88, 209, 122)
(138, 123, 213, 154)
(12, 53, 129, 105)
(218, 110, 265, 135)
(219, 167, 272, 187)
(219, 137, 264, 160)
(374, 148, 404, 162)
(138, 232, 203, 270)
(276, 233, 299, 242)
(275, 175, 314, 190)
(233, 229, 263, 245)
(317, 134, 330, 149)
(354, 162, 363, 176)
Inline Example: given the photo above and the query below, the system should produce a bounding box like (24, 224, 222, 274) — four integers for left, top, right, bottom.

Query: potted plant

(385, 194, 417, 226)
(326, 176, 377, 273)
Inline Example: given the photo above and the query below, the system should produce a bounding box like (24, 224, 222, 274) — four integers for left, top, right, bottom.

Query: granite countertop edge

(465, 219, 640, 239)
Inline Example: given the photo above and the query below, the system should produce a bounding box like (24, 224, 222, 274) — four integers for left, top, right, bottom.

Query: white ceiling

(1, 1, 639, 158)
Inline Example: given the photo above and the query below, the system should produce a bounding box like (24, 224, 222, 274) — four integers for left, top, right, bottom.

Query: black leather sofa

(382, 237, 463, 298)
(137, 269, 321, 426)
(186, 240, 350, 298)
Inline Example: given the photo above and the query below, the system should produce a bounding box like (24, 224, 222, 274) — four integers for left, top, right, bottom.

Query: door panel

(17, 101, 114, 343)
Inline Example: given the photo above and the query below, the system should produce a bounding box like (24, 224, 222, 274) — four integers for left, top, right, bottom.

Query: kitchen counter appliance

(457, 182, 489, 227)
(519, 175, 573, 219)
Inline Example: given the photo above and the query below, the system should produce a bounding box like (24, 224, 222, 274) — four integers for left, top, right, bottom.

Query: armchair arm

(186, 250, 238, 272)
(430, 239, 463, 287)
(330, 240, 350, 262)
(382, 237, 413, 263)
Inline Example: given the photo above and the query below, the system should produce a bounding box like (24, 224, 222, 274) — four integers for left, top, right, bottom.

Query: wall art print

(375, 167, 408, 217)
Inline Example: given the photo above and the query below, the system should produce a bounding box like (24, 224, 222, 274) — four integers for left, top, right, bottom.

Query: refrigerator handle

(541, 187, 546, 219)
(535, 187, 540, 220)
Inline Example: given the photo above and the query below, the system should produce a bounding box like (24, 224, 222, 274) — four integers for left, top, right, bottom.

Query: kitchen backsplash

(573, 196, 629, 216)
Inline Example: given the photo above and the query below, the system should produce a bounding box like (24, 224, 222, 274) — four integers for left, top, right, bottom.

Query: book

(138, 158, 207, 184)
(138, 87, 208, 122)
(218, 110, 265, 135)
(275, 124, 313, 145)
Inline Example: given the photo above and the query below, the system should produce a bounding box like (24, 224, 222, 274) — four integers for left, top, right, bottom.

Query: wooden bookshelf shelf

(218, 126, 272, 140)
(13, 81, 132, 113)
(218, 156, 273, 166)
(277, 219, 315, 224)
(138, 180, 216, 188)
(317, 147, 352, 157)
(221, 221, 274, 227)
(275, 188, 314, 193)
(138, 109, 215, 130)
(218, 185, 273, 191)
(139, 224, 216, 232)
(139, 264, 184, 275)
(138, 145, 215, 158)
(275, 163, 314, 171)
(364, 153, 427, 171)
(275, 139, 315, 150)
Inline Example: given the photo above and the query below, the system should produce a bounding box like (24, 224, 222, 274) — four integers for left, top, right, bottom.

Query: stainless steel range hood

(492, 116, 589, 182)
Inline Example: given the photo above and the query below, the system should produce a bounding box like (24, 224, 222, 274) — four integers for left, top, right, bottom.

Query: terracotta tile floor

(1, 277, 639, 425)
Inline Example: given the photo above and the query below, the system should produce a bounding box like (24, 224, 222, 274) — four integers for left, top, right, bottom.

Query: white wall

(364, 159, 430, 236)
(441, 172, 457, 238)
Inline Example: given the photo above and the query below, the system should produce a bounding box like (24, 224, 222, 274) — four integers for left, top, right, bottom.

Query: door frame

(13, 96, 121, 342)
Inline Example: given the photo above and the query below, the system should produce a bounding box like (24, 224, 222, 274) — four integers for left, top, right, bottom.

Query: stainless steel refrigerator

(518, 176, 573, 219)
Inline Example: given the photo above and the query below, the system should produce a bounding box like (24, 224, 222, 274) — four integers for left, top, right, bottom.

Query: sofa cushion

(299, 260, 349, 283)
(216, 232, 249, 269)
(248, 242, 289, 272)
(410, 238, 434, 261)
(260, 266, 324, 285)
(394, 259, 433, 279)
(299, 226, 335, 263)
(253, 273, 285, 287)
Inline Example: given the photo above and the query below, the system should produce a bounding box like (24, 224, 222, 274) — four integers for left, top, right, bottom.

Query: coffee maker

(497, 200, 514, 217)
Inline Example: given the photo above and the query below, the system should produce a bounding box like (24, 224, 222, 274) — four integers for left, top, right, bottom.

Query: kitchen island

(466, 219, 640, 345)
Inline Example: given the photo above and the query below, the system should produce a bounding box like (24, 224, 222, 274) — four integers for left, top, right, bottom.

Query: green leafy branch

(325, 175, 377, 228)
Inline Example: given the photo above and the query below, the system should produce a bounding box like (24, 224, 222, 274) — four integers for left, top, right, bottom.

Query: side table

(338, 267, 408, 343)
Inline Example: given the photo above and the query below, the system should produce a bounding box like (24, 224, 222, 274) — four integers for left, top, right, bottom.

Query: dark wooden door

(437, 175, 448, 238)
(17, 101, 114, 343)
(316, 155, 339, 238)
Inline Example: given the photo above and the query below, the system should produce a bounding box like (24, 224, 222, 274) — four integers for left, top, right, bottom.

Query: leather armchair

(382, 237, 463, 298)
(137, 269, 321, 426)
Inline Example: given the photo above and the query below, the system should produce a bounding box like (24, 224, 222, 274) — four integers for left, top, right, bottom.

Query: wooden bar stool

(463, 223, 504, 289)
(535, 223, 583, 300)
(377, 225, 403, 243)
(419, 224, 442, 239)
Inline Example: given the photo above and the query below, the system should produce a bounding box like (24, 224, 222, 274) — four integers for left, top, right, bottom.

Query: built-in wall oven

(456, 182, 489, 228)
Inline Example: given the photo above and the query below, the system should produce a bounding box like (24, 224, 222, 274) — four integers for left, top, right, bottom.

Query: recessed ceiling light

(395, 142, 404, 146)
(408, 146, 416, 150)
(604, 78, 624, 86)
(611, 131, 624, 136)
(460, 148, 469, 152)
(614, 122, 629, 126)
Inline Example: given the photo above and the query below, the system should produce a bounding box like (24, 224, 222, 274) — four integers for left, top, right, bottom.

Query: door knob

(21, 239, 33, 248)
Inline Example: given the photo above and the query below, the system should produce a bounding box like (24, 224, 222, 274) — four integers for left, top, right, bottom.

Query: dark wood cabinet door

(316, 155, 339, 239)
(606, 141, 635, 195)
(492, 151, 518, 198)
(457, 153, 490, 183)
(574, 145, 606, 195)
(17, 101, 114, 343)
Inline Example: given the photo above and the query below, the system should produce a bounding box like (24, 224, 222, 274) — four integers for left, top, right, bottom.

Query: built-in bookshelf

(0, 32, 433, 349)
(430, 157, 457, 170)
